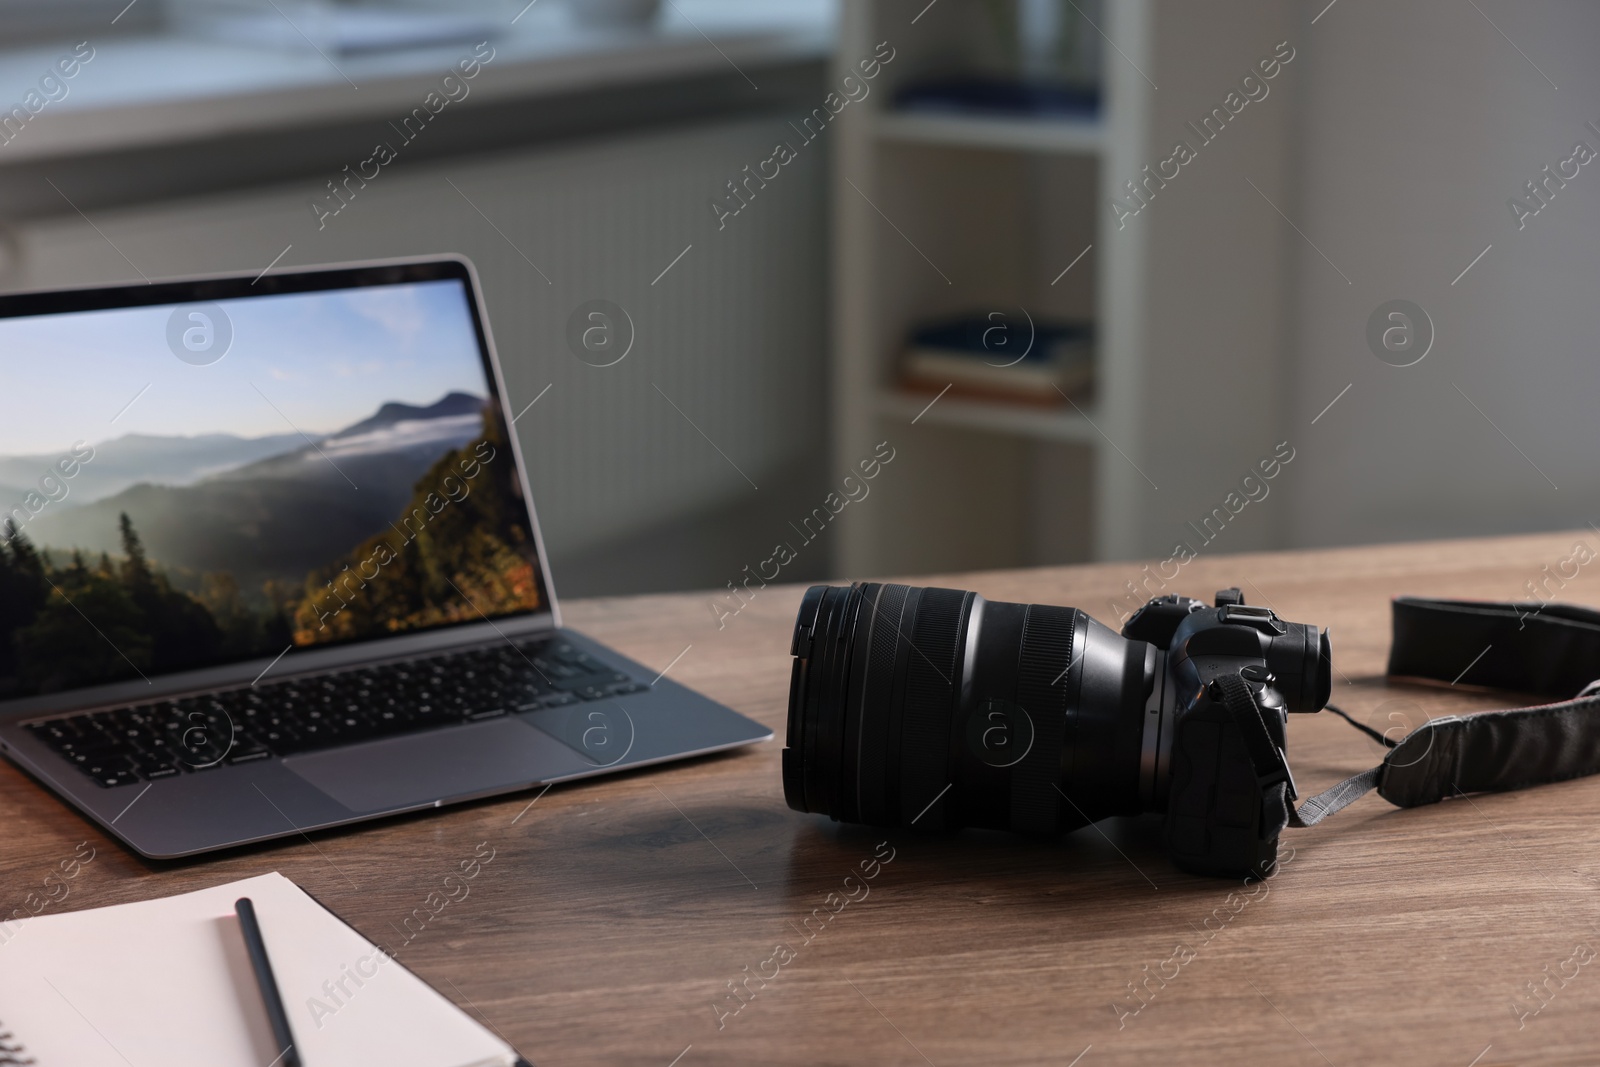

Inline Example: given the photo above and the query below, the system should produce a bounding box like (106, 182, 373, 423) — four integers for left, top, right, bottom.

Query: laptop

(0, 255, 770, 859)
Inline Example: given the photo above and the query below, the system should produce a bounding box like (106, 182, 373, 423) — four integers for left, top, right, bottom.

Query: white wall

(1285, 0, 1600, 547)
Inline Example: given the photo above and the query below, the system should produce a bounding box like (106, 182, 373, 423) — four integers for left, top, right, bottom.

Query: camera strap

(1231, 596, 1600, 832)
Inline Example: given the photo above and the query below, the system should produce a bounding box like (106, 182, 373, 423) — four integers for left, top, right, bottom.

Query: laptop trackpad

(283, 719, 589, 814)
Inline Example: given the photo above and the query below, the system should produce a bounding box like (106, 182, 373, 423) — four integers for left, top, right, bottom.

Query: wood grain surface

(7, 531, 1600, 1067)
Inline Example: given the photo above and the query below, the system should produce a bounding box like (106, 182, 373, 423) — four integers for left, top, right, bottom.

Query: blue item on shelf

(910, 316, 1093, 362)
(894, 77, 1101, 118)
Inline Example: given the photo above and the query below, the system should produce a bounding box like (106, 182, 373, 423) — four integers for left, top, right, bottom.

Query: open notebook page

(0, 871, 517, 1067)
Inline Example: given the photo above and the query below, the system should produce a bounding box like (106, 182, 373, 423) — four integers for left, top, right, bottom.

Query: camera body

(1122, 590, 1328, 877)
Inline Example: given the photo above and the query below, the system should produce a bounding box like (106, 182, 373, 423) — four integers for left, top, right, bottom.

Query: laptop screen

(0, 263, 548, 699)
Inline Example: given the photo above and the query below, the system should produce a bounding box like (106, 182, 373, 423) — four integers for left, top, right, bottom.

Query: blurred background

(1, 0, 1594, 598)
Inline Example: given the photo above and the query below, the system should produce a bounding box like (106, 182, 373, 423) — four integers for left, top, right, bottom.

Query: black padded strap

(1289, 597, 1600, 824)
(1376, 691, 1600, 807)
(1389, 596, 1600, 696)
(1381, 596, 1600, 807)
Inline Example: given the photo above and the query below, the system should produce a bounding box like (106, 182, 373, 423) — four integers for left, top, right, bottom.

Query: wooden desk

(6, 531, 1599, 1066)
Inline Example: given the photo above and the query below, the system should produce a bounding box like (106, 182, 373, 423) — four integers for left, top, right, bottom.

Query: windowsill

(0, 0, 834, 164)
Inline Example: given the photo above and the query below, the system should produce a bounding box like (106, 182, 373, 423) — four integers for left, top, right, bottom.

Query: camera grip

(1162, 706, 1282, 879)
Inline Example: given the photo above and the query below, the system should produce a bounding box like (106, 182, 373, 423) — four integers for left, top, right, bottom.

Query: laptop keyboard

(24, 638, 647, 788)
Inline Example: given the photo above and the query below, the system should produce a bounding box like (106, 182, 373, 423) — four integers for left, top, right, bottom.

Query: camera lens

(783, 583, 1159, 837)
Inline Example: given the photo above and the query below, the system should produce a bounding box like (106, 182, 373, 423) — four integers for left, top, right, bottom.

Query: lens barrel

(783, 582, 1157, 837)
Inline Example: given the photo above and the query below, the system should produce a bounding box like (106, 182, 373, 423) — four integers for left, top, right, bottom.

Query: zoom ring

(897, 587, 965, 829)
(1010, 605, 1077, 836)
(856, 582, 910, 825)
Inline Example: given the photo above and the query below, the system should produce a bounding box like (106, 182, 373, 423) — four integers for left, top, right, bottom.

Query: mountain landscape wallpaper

(0, 280, 543, 697)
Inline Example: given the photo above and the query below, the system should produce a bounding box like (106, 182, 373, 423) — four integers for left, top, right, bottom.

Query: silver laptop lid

(0, 255, 560, 719)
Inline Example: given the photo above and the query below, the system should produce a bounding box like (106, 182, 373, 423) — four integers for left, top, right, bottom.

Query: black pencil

(235, 897, 302, 1067)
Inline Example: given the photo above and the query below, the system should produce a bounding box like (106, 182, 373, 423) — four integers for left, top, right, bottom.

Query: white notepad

(0, 872, 519, 1067)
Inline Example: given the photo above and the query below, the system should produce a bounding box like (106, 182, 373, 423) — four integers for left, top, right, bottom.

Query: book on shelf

(893, 77, 1101, 120)
(900, 314, 1094, 405)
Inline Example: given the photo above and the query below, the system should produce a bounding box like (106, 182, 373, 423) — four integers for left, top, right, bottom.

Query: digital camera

(782, 583, 1330, 878)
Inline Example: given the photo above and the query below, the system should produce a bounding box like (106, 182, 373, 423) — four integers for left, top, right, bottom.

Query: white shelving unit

(830, 0, 1296, 577)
